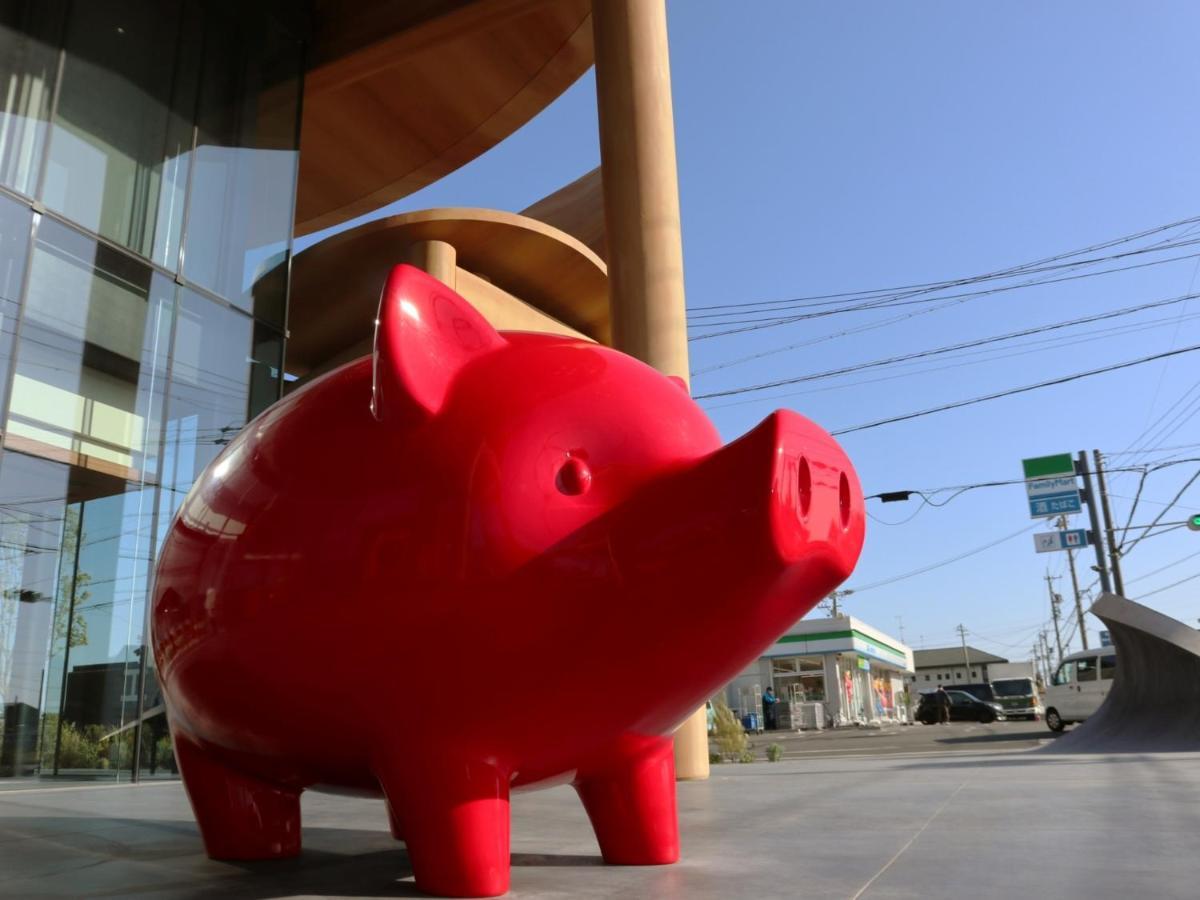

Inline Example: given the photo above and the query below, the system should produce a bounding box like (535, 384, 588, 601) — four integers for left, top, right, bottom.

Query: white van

(1043, 646, 1117, 732)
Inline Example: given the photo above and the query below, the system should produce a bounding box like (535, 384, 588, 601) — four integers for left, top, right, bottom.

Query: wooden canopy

(286, 208, 608, 375)
(297, 0, 594, 236)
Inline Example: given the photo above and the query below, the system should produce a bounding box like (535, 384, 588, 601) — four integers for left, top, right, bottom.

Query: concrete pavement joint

(850, 781, 966, 900)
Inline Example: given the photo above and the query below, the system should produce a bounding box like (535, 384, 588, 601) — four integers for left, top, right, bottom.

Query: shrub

(766, 743, 785, 762)
(737, 748, 756, 763)
(708, 751, 723, 764)
(710, 696, 748, 762)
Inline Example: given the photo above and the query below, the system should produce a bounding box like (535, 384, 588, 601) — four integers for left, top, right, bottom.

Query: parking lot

(729, 718, 1056, 761)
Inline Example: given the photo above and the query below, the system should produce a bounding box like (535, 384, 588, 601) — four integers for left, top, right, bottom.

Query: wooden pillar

(593, 0, 708, 781)
(406, 239, 457, 288)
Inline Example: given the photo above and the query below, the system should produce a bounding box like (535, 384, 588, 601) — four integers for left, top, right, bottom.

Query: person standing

(936, 686, 952, 725)
(762, 686, 779, 730)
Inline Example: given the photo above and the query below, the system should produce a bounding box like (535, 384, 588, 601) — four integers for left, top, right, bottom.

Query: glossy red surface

(151, 264, 866, 897)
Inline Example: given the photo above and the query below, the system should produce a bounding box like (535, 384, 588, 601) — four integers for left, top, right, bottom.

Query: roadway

(734, 718, 1058, 760)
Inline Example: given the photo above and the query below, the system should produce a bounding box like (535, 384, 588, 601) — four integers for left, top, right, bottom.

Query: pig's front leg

(172, 730, 302, 859)
(376, 757, 511, 897)
(573, 736, 679, 865)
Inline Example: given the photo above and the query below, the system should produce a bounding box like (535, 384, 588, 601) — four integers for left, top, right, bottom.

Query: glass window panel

(0, 1, 64, 196)
(0, 216, 169, 781)
(1076, 656, 1098, 682)
(1053, 661, 1075, 686)
(183, 12, 300, 323)
(7, 217, 172, 483)
(41, 1, 197, 266)
(1100, 654, 1117, 681)
(161, 290, 252, 526)
(0, 194, 31, 418)
(0, 454, 65, 776)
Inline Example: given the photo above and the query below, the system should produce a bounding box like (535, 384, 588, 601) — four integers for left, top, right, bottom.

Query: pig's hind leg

(573, 737, 680, 865)
(173, 731, 302, 859)
(376, 757, 511, 897)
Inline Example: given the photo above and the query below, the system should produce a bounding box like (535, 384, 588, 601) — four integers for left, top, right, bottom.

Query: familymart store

(725, 615, 915, 728)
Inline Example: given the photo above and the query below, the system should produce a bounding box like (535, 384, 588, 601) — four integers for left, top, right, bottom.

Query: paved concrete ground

(3, 742, 1199, 899)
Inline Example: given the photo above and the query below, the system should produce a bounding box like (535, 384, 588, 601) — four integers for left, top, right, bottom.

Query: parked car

(916, 689, 1006, 724)
(1044, 647, 1117, 732)
(952, 682, 997, 703)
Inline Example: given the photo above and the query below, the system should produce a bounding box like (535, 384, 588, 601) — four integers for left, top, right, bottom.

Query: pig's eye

(556, 456, 592, 496)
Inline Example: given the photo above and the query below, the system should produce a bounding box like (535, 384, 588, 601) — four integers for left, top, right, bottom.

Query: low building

(908, 647, 1009, 690)
(725, 616, 914, 728)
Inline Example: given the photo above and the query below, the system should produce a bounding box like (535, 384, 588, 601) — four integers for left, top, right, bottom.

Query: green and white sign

(1022, 453, 1081, 518)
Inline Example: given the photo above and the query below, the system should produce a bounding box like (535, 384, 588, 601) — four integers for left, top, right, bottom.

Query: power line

(1119, 469, 1200, 557)
(702, 313, 1200, 411)
(694, 292, 1200, 400)
(691, 213, 1200, 324)
(1137, 569, 1200, 599)
(690, 213, 1200, 315)
(688, 240, 1200, 339)
(830, 344, 1200, 436)
(1125, 549, 1200, 586)
(848, 523, 1040, 593)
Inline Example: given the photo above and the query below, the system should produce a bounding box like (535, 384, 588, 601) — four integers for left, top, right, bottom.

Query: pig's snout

(764, 409, 863, 576)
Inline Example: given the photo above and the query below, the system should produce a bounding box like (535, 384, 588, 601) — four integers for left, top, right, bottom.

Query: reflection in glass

(41, 1, 196, 267)
(184, 14, 301, 323)
(161, 290, 253, 525)
(8, 217, 172, 480)
(0, 194, 31, 421)
(0, 215, 170, 779)
(0, 454, 64, 776)
(0, 1, 64, 196)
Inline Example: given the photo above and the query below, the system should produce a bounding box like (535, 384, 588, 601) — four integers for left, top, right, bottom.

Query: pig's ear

(371, 265, 505, 420)
(667, 375, 690, 396)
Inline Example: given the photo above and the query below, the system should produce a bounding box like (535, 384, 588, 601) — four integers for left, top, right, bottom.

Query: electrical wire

(1118, 469, 1200, 557)
(1136, 569, 1200, 599)
(694, 292, 1200, 400)
(830, 344, 1200, 436)
(690, 212, 1200, 315)
(848, 522, 1041, 593)
(1125, 549, 1200, 586)
(702, 314, 1200, 411)
(687, 241, 1200, 339)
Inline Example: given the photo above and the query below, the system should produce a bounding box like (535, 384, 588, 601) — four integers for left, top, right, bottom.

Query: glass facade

(0, 0, 302, 781)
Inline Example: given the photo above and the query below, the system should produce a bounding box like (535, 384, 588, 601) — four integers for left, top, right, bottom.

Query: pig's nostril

(838, 471, 851, 529)
(556, 457, 592, 496)
(797, 457, 812, 519)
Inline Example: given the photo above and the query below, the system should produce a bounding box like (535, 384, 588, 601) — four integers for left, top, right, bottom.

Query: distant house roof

(913, 647, 1008, 668)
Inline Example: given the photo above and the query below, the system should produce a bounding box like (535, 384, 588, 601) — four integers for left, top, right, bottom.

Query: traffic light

(1189, 513, 1200, 532)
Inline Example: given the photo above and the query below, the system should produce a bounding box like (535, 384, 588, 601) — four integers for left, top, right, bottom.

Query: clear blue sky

(299, 1, 1200, 661)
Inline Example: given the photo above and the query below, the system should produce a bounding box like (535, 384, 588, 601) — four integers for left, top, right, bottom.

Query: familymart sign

(1023, 453, 1081, 518)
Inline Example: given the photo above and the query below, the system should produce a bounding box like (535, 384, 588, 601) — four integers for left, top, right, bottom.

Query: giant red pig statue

(151, 264, 865, 897)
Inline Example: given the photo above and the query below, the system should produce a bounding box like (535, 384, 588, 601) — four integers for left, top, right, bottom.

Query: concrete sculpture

(1049, 592, 1200, 753)
(151, 264, 866, 897)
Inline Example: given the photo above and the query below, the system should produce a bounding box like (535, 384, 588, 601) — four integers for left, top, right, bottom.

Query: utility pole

(956, 624, 971, 676)
(1092, 450, 1126, 596)
(827, 589, 852, 617)
(1045, 573, 1065, 661)
(1076, 451, 1113, 594)
(1057, 514, 1090, 651)
(895, 616, 906, 645)
(1040, 630, 1054, 673)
